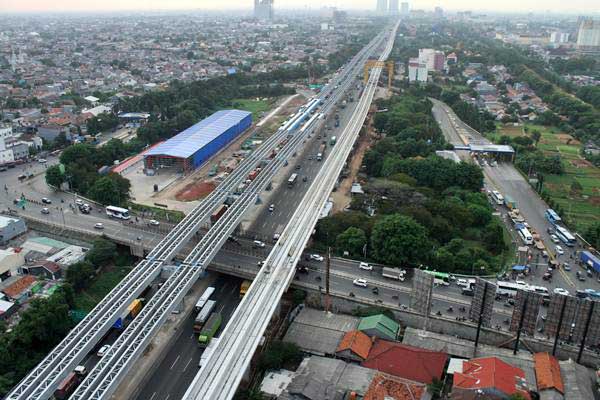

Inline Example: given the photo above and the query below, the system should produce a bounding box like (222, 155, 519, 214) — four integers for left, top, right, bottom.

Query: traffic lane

(135, 276, 243, 400)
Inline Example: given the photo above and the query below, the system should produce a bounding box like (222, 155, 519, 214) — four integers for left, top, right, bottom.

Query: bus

(240, 280, 251, 298)
(195, 287, 215, 312)
(193, 300, 216, 333)
(555, 225, 576, 247)
(517, 225, 533, 245)
(288, 173, 298, 188)
(545, 209, 561, 225)
(490, 190, 504, 205)
(423, 270, 450, 286)
(496, 281, 529, 297)
(106, 205, 130, 220)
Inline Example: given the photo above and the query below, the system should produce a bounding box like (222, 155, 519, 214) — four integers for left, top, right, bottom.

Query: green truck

(198, 312, 222, 348)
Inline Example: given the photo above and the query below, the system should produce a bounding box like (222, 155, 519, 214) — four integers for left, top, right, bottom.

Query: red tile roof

(361, 340, 448, 384)
(453, 357, 530, 399)
(534, 353, 564, 394)
(2, 275, 37, 299)
(364, 373, 426, 400)
(336, 330, 373, 360)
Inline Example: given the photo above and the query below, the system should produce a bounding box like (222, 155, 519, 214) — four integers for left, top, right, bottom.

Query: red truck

(248, 170, 258, 181)
(210, 204, 228, 224)
(54, 372, 79, 400)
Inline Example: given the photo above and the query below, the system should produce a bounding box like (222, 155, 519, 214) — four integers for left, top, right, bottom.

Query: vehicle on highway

(195, 287, 215, 312)
(41, 207, 50, 214)
(79, 204, 91, 214)
(74, 365, 87, 376)
(359, 262, 373, 271)
(42, 197, 52, 204)
(240, 280, 251, 297)
(198, 312, 222, 348)
(457, 278, 475, 289)
(18, 174, 27, 181)
(353, 278, 368, 288)
(94, 222, 104, 230)
(555, 225, 576, 247)
(542, 251, 548, 258)
(253, 240, 265, 248)
(75, 199, 84, 206)
(490, 190, 504, 205)
(295, 164, 301, 170)
(307, 254, 324, 262)
(97, 344, 111, 357)
(576, 271, 586, 282)
(545, 208, 562, 225)
(381, 267, 405, 281)
(38, 158, 47, 163)
(563, 263, 571, 271)
(497, 281, 529, 297)
(461, 288, 474, 296)
(576, 290, 587, 298)
(54, 372, 79, 400)
(288, 173, 298, 187)
(423, 270, 450, 286)
(148, 219, 160, 226)
(516, 224, 533, 246)
(106, 205, 130, 220)
(268, 204, 275, 212)
(193, 300, 216, 333)
(555, 245, 564, 255)
(550, 234, 559, 243)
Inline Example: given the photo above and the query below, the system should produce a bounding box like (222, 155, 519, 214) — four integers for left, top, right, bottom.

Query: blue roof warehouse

(143, 109, 252, 173)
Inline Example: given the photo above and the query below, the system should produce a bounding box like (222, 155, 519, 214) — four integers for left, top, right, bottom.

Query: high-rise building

(408, 58, 428, 82)
(401, 2, 409, 15)
(550, 31, 570, 44)
(376, 0, 388, 14)
(389, 0, 399, 14)
(577, 18, 600, 50)
(254, 0, 274, 21)
(434, 6, 443, 18)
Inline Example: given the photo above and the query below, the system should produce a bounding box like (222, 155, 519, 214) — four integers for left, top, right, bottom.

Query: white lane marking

(150, 392, 157, 400)
(170, 355, 180, 370)
(183, 357, 193, 372)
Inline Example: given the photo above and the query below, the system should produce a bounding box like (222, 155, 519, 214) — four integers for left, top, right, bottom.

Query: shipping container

(210, 204, 228, 224)
(581, 251, 600, 273)
(198, 312, 222, 348)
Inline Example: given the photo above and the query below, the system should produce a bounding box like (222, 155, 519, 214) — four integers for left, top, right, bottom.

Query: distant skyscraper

(389, 0, 399, 14)
(577, 18, 600, 51)
(408, 58, 428, 82)
(401, 2, 409, 15)
(434, 6, 443, 18)
(254, 0, 274, 21)
(376, 0, 388, 14)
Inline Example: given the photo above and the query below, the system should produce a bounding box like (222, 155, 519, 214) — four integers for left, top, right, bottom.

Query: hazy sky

(0, 0, 598, 13)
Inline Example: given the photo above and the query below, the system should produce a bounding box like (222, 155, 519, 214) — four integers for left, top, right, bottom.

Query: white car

(359, 262, 373, 271)
(310, 254, 324, 262)
(353, 278, 368, 288)
(75, 199, 84, 206)
(148, 219, 160, 226)
(550, 234, 559, 243)
(41, 207, 50, 214)
(38, 158, 47, 163)
(97, 345, 111, 357)
(268, 204, 275, 212)
(253, 240, 265, 248)
(94, 222, 104, 230)
(553, 288, 569, 296)
(555, 245, 564, 255)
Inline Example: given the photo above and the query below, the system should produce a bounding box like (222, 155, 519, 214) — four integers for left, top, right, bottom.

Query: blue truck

(581, 251, 600, 273)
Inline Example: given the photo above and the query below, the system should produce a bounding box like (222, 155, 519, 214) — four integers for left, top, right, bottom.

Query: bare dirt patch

(556, 133, 580, 145)
(176, 181, 216, 201)
(571, 159, 593, 168)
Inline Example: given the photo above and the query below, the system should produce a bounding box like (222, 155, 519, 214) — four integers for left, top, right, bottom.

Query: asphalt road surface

(134, 275, 243, 400)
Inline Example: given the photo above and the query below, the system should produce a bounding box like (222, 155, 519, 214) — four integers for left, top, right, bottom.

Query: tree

(371, 215, 431, 266)
(467, 204, 492, 226)
(85, 238, 117, 267)
(483, 221, 507, 254)
(258, 341, 302, 371)
(45, 165, 64, 188)
(336, 227, 367, 257)
(584, 222, 600, 250)
(87, 175, 130, 206)
(530, 129, 541, 146)
(570, 180, 583, 196)
(66, 261, 95, 291)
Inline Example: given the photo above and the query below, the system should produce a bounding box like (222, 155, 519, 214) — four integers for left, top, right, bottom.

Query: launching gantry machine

(364, 60, 395, 89)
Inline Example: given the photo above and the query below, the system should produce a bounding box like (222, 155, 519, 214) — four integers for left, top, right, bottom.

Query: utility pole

(474, 282, 489, 352)
(325, 247, 331, 312)
(552, 296, 567, 356)
(514, 293, 528, 355)
(578, 301, 595, 364)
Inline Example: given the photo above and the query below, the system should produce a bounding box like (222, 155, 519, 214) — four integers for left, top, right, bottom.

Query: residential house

(357, 314, 399, 340)
(22, 261, 62, 281)
(451, 357, 531, 400)
(0, 215, 27, 245)
(362, 340, 448, 384)
(364, 373, 427, 400)
(534, 353, 564, 400)
(336, 330, 373, 362)
(1, 275, 38, 303)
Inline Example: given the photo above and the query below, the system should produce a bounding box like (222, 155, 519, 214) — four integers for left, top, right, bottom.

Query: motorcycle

(447, 306, 454, 313)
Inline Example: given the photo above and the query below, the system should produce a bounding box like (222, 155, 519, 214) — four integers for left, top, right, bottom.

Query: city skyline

(1, 0, 599, 13)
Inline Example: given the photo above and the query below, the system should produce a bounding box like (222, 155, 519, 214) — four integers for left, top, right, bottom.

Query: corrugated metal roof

(145, 110, 251, 159)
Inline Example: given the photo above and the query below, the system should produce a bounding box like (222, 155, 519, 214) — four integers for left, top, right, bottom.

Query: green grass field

(74, 264, 133, 312)
(530, 125, 600, 232)
(231, 98, 274, 120)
